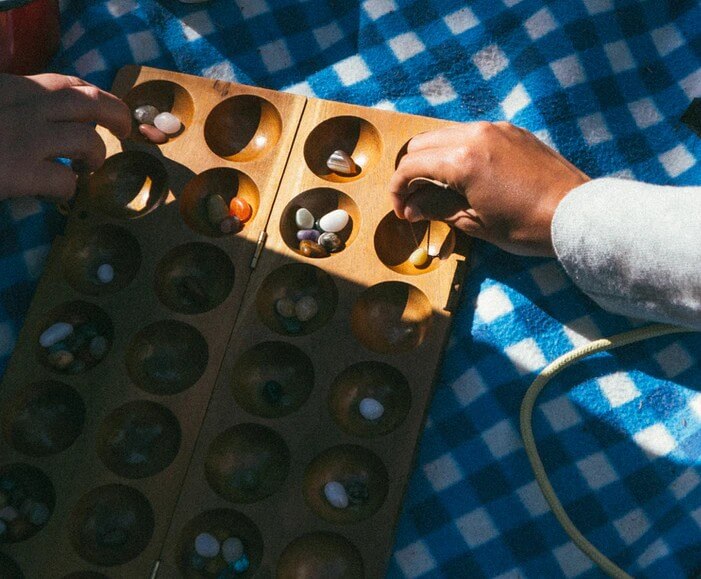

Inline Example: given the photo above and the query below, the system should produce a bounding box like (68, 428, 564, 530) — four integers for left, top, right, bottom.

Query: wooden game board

(0, 65, 470, 579)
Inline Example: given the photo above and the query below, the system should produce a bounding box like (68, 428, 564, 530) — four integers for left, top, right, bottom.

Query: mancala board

(0, 65, 470, 579)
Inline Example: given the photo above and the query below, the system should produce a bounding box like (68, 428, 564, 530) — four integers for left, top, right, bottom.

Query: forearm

(552, 178, 701, 329)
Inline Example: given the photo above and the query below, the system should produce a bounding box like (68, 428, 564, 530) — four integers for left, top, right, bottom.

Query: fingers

(406, 121, 503, 153)
(27, 161, 78, 199)
(42, 122, 107, 173)
(43, 84, 131, 139)
(390, 147, 470, 217)
(28, 73, 89, 90)
(402, 186, 484, 239)
(406, 126, 463, 153)
(402, 185, 469, 222)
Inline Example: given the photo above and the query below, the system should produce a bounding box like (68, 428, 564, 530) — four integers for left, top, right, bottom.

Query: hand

(0, 73, 131, 200)
(389, 121, 590, 257)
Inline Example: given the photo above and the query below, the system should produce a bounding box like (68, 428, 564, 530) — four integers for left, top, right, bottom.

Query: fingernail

(405, 208, 424, 222)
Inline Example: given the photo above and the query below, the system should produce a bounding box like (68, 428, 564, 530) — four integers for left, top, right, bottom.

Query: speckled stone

(323, 481, 349, 509)
(294, 296, 318, 322)
(133, 105, 159, 125)
(275, 298, 296, 318)
(195, 532, 220, 558)
(318, 232, 342, 253)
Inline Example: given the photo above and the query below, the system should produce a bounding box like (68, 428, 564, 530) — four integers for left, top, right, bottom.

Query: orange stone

(229, 197, 252, 223)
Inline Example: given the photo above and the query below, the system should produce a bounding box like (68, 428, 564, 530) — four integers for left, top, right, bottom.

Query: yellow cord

(520, 323, 695, 579)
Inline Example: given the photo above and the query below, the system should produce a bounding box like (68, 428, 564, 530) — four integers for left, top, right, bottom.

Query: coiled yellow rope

(520, 324, 695, 579)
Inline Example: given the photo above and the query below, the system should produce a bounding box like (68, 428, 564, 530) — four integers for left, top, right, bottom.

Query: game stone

(133, 105, 159, 125)
(139, 123, 168, 144)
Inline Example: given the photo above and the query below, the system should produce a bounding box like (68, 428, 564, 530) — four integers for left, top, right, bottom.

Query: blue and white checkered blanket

(1, 1, 700, 577)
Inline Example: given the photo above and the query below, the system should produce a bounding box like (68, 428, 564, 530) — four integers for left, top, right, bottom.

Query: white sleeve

(551, 178, 701, 329)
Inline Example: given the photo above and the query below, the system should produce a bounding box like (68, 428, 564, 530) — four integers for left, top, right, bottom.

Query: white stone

(39, 322, 73, 348)
(154, 112, 182, 135)
(359, 397, 384, 420)
(318, 209, 349, 233)
(295, 208, 315, 229)
(275, 298, 296, 318)
(97, 263, 114, 284)
(222, 536, 245, 563)
(326, 150, 357, 174)
(323, 481, 349, 509)
(427, 244, 440, 257)
(195, 532, 220, 558)
(295, 296, 318, 322)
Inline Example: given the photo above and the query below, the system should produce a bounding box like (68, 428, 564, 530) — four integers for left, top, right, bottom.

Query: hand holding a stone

(0, 73, 131, 200)
(389, 121, 590, 257)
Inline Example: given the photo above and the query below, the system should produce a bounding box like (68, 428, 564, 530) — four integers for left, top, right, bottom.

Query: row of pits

(85, 155, 456, 273)
(5, 350, 412, 462)
(58, 254, 434, 345)
(0, 435, 382, 575)
(124, 79, 385, 186)
(2, 521, 364, 578)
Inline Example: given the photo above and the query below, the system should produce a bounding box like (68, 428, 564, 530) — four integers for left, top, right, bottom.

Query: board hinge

(445, 259, 467, 313)
(250, 230, 268, 270)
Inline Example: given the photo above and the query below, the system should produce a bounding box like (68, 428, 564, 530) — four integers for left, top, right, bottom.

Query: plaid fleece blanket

(1, 0, 700, 577)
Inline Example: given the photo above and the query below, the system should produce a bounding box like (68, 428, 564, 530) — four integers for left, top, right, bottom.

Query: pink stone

(138, 124, 168, 144)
